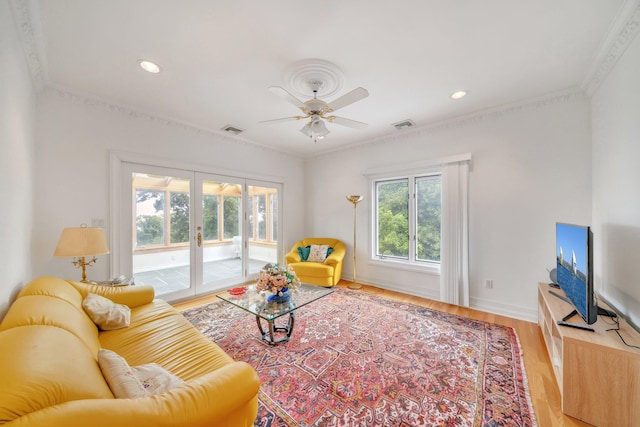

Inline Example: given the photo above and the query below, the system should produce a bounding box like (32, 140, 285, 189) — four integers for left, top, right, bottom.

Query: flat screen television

(555, 222, 597, 324)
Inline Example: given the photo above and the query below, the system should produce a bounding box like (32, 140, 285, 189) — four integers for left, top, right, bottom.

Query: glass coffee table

(217, 283, 333, 345)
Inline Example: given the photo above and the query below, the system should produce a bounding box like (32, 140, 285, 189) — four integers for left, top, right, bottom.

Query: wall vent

(222, 125, 244, 135)
(392, 119, 416, 130)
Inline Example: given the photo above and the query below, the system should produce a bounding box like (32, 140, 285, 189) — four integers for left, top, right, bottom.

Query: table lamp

(54, 225, 110, 283)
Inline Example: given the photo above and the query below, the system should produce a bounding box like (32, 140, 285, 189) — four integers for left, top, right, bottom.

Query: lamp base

(348, 281, 362, 290)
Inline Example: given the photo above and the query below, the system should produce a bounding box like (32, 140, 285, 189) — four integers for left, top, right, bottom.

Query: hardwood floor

(172, 280, 592, 426)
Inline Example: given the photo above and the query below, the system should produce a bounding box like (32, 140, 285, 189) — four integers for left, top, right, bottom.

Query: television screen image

(555, 222, 597, 324)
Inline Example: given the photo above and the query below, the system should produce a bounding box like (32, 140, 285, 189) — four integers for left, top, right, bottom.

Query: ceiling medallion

(283, 59, 345, 99)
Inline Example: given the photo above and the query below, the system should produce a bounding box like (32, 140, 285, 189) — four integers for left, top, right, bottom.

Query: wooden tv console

(537, 283, 640, 426)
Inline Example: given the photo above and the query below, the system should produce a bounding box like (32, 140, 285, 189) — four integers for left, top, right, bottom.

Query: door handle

(197, 226, 202, 247)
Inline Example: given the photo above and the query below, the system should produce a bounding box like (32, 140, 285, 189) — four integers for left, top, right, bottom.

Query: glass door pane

(196, 175, 245, 293)
(247, 184, 279, 276)
(128, 169, 194, 301)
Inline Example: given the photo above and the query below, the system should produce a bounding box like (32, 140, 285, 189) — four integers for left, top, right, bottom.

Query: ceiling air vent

(392, 119, 415, 130)
(222, 125, 244, 135)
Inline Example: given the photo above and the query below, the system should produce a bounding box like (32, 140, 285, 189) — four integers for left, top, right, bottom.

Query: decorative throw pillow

(308, 244, 330, 262)
(97, 349, 186, 398)
(83, 293, 131, 330)
(297, 245, 311, 261)
(132, 363, 186, 395)
(98, 349, 148, 398)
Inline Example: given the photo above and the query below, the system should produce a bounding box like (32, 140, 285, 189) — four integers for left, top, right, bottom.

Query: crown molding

(582, 0, 640, 96)
(311, 88, 587, 159)
(9, 0, 48, 91)
(44, 85, 302, 160)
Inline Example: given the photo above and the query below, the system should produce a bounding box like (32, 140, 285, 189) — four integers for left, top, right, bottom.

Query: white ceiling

(29, 0, 626, 157)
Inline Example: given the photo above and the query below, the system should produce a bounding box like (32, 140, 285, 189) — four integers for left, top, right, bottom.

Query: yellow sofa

(285, 238, 345, 287)
(0, 276, 260, 427)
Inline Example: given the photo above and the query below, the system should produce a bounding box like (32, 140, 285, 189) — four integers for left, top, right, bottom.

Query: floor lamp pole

(346, 195, 363, 290)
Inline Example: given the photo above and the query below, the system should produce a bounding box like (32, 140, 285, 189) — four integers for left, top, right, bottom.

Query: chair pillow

(98, 349, 148, 398)
(83, 293, 131, 330)
(308, 244, 330, 262)
(297, 245, 311, 261)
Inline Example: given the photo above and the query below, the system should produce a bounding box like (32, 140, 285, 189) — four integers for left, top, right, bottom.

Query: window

(365, 153, 470, 304)
(374, 173, 441, 265)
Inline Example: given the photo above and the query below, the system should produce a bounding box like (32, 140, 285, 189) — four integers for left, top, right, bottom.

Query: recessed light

(450, 90, 467, 100)
(138, 60, 161, 74)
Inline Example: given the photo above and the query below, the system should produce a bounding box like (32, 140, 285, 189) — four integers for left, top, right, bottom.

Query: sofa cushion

(289, 262, 334, 278)
(0, 295, 101, 355)
(99, 300, 235, 381)
(83, 293, 131, 330)
(16, 276, 85, 307)
(0, 326, 114, 424)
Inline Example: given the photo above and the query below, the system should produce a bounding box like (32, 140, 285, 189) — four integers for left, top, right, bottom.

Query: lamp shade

(310, 118, 330, 137)
(54, 227, 110, 257)
(299, 122, 312, 137)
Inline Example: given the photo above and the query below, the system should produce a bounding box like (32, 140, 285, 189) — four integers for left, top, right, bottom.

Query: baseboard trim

(350, 276, 538, 323)
(470, 296, 538, 323)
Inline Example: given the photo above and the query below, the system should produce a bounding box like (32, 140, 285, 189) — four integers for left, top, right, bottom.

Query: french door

(118, 162, 281, 301)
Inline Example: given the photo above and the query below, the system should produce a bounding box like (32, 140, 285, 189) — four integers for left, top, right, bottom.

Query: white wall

(32, 89, 306, 283)
(591, 30, 640, 329)
(0, 0, 36, 320)
(306, 91, 592, 320)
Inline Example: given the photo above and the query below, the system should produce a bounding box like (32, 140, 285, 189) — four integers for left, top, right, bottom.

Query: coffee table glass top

(217, 283, 333, 321)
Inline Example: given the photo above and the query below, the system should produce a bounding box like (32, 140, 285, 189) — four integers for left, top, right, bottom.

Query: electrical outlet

(485, 279, 493, 289)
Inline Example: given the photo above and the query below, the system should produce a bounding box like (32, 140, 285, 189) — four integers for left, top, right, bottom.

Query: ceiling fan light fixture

(300, 122, 312, 137)
(300, 117, 330, 140)
(310, 118, 330, 136)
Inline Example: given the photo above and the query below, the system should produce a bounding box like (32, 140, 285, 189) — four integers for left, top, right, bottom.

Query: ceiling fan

(261, 80, 369, 141)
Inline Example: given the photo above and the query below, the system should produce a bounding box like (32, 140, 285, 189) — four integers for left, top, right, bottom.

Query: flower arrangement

(256, 263, 299, 296)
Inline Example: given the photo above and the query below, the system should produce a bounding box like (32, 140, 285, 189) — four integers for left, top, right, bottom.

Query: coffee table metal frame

(217, 283, 333, 345)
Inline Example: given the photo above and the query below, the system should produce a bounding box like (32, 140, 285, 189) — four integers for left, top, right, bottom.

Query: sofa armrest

(69, 281, 155, 308)
(285, 247, 301, 264)
(6, 362, 260, 427)
(324, 245, 346, 267)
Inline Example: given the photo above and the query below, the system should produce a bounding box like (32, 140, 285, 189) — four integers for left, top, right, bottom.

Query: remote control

(556, 320, 595, 332)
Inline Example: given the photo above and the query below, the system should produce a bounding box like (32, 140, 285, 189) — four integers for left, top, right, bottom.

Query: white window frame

(371, 171, 442, 264)
(370, 170, 442, 275)
(364, 153, 471, 278)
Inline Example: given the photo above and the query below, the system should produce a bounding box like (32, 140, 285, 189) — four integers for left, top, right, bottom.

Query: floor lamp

(346, 195, 363, 289)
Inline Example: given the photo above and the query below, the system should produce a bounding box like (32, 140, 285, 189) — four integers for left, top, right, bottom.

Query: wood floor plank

(172, 280, 592, 426)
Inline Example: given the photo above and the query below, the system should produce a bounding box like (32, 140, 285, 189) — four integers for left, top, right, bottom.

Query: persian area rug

(181, 289, 536, 427)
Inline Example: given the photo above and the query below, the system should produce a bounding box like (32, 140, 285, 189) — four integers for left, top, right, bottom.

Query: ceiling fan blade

(268, 86, 308, 111)
(326, 87, 369, 112)
(326, 116, 368, 129)
(259, 116, 306, 124)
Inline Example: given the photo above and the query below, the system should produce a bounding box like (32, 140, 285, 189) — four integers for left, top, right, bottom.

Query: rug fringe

(512, 329, 539, 427)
